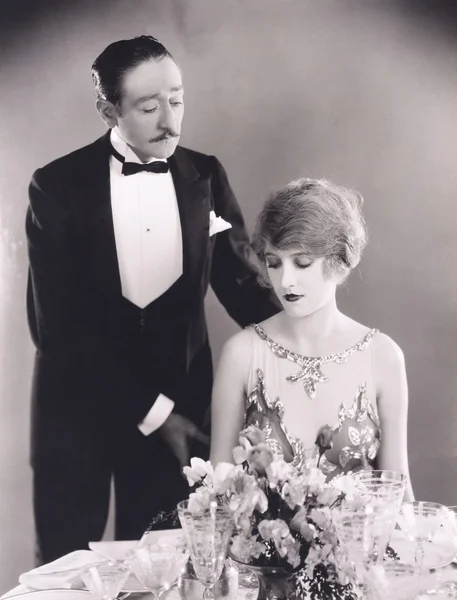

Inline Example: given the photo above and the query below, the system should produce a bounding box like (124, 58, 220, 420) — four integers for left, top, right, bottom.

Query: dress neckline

(251, 324, 379, 399)
(252, 324, 378, 362)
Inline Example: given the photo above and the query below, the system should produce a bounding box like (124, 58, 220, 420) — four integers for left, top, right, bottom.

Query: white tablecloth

(3, 529, 457, 599)
(1, 530, 180, 600)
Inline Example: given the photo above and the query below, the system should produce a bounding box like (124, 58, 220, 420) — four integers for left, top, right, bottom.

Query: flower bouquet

(183, 426, 365, 600)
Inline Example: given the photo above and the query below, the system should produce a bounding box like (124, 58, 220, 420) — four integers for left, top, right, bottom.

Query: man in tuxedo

(26, 35, 279, 564)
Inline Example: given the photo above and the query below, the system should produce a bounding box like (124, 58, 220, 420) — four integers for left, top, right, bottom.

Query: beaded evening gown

(244, 325, 381, 478)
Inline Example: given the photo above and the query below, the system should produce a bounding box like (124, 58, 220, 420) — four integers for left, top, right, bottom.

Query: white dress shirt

(110, 128, 179, 434)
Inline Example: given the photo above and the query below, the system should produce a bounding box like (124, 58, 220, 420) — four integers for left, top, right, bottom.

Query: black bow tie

(122, 161, 169, 176)
(110, 141, 169, 176)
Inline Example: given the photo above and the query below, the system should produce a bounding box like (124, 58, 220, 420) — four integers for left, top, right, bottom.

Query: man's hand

(159, 413, 209, 469)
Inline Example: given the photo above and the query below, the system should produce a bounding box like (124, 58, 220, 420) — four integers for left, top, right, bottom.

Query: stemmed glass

(80, 560, 131, 600)
(353, 470, 407, 506)
(332, 503, 388, 569)
(424, 505, 457, 598)
(397, 501, 448, 568)
(353, 470, 407, 562)
(443, 505, 457, 550)
(177, 499, 233, 600)
(363, 561, 438, 600)
(125, 543, 188, 600)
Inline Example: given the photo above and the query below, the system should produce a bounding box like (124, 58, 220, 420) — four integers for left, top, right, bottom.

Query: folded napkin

(18, 550, 105, 590)
(88, 541, 139, 562)
(88, 530, 185, 561)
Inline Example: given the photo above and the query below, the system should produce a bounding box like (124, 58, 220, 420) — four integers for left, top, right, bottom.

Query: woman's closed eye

(266, 261, 281, 270)
(296, 260, 312, 269)
(266, 260, 312, 270)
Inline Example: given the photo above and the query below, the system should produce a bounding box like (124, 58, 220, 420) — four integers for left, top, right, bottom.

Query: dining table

(2, 528, 457, 600)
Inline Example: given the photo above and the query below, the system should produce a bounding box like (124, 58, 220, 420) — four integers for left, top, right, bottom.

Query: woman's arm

(375, 333, 415, 502)
(210, 329, 252, 466)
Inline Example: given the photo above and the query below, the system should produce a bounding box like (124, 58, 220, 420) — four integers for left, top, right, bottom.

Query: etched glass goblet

(353, 470, 407, 561)
(332, 503, 388, 568)
(80, 560, 131, 600)
(397, 501, 448, 568)
(125, 543, 188, 600)
(177, 500, 233, 600)
(364, 561, 437, 600)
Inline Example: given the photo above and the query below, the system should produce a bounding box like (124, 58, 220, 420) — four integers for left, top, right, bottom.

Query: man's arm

(208, 156, 281, 327)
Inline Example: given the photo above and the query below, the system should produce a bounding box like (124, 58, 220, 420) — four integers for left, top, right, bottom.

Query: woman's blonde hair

(252, 178, 367, 285)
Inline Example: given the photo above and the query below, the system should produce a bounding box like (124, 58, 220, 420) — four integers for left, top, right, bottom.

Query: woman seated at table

(210, 177, 414, 501)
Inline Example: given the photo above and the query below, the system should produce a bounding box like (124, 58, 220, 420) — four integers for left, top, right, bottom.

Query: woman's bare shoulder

(219, 327, 256, 365)
(252, 312, 285, 337)
(373, 331, 405, 367)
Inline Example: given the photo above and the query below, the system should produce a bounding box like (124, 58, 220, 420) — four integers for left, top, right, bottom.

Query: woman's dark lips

(284, 293, 303, 302)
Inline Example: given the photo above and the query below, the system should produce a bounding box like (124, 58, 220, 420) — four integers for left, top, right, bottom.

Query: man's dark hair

(91, 35, 174, 106)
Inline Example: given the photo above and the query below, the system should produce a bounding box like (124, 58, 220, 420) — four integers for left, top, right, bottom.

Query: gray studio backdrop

(1, 0, 456, 591)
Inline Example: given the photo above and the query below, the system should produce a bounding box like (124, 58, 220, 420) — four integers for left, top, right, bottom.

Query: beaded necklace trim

(252, 325, 379, 399)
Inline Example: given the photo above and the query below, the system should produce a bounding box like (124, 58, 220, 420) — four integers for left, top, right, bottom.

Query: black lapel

(74, 131, 122, 299)
(75, 138, 211, 300)
(168, 147, 211, 286)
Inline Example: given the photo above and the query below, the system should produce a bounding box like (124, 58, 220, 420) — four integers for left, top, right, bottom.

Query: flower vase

(238, 564, 296, 600)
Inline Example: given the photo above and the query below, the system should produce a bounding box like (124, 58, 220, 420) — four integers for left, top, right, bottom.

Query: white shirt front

(110, 128, 183, 309)
(109, 128, 179, 433)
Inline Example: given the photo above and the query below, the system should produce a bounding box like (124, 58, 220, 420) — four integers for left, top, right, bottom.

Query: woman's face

(265, 249, 340, 318)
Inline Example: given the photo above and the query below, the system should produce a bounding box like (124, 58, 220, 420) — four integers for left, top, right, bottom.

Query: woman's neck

(279, 299, 346, 355)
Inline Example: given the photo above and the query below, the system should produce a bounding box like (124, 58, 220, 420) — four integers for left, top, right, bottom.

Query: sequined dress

(245, 325, 381, 478)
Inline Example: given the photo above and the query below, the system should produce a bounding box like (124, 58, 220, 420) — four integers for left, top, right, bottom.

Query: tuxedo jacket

(26, 132, 279, 458)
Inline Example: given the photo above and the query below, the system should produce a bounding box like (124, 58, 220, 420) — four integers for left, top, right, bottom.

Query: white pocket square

(209, 210, 232, 237)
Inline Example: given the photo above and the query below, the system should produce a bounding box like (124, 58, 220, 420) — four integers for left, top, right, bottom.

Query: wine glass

(397, 501, 448, 568)
(425, 505, 457, 598)
(80, 560, 131, 600)
(125, 543, 188, 600)
(177, 500, 233, 600)
(332, 503, 388, 568)
(353, 470, 407, 561)
(353, 470, 407, 506)
(364, 561, 437, 600)
(443, 505, 457, 548)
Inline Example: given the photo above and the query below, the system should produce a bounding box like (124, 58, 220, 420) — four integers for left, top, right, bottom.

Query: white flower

(290, 507, 315, 541)
(281, 480, 306, 509)
(209, 210, 232, 237)
(183, 457, 213, 486)
(230, 533, 265, 563)
(309, 507, 331, 530)
(265, 459, 292, 488)
(233, 445, 248, 465)
(255, 488, 269, 513)
(211, 462, 238, 493)
(316, 486, 340, 506)
(258, 518, 290, 542)
(239, 425, 266, 447)
(188, 487, 214, 513)
(330, 473, 364, 499)
(304, 467, 327, 495)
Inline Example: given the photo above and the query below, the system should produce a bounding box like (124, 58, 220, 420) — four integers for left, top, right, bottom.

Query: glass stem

(203, 584, 215, 600)
(415, 541, 425, 567)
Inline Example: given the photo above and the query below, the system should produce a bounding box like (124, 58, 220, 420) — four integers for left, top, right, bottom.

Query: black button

(140, 318, 145, 326)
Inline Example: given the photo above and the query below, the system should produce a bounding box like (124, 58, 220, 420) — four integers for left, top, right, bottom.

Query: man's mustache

(150, 131, 179, 142)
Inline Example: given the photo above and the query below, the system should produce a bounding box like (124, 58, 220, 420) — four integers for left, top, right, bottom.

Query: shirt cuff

(137, 394, 175, 436)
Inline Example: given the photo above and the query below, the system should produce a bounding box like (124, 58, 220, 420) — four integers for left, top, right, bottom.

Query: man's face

(115, 57, 184, 161)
